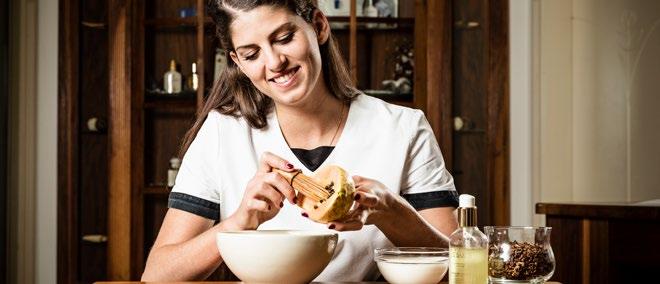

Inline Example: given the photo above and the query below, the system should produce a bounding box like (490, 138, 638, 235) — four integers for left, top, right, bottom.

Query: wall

(509, 0, 533, 226)
(537, 0, 660, 204)
(510, 0, 660, 226)
(8, 0, 37, 282)
(36, 0, 58, 282)
(7, 0, 58, 283)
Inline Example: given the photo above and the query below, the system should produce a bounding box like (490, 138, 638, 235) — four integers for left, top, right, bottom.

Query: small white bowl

(216, 230, 338, 283)
(375, 247, 449, 284)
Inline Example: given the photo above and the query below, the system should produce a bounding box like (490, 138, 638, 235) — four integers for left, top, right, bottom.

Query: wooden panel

(545, 216, 583, 284)
(108, 0, 134, 279)
(538, 203, 660, 284)
(145, 0, 196, 19)
(608, 220, 660, 283)
(58, 0, 80, 283)
(413, 0, 428, 114)
(587, 219, 608, 284)
(142, 195, 169, 271)
(78, 0, 110, 281)
(132, 0, 147, 278)
(486, 0, 509, 226)
(0, 0, 7, 277)
(452, 0, 489, 225)
(144, 109, 195, 186)
(423, 0, 453, 168)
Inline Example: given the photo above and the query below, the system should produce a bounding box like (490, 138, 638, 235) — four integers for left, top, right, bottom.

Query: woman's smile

(269, 66, 301, 89)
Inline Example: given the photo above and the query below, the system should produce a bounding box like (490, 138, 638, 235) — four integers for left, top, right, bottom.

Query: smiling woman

(141, 0, 459, 282)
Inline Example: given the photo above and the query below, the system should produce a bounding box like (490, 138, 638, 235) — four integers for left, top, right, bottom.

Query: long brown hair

(179, 0, 359, 157)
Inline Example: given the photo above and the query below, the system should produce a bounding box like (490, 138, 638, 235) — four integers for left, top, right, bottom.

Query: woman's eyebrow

(235, 22, 296, 52)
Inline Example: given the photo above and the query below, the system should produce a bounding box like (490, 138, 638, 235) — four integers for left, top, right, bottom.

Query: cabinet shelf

(143, 185, 171, 195)
(145, 16, 213, 28)
(363, 89, 413, 102)
(327, 16, 414, 24)
(327, 16, 414, 30)
(145, 90, 198, 111)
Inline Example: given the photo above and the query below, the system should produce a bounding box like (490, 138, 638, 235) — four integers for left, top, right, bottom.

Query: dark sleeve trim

(168, 192, 220, 221)
(402, 190, 459, 211)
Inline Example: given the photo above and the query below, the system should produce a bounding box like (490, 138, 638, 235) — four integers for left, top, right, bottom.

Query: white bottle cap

(459, 194, 476, 208)
(170, 157, 181, 169)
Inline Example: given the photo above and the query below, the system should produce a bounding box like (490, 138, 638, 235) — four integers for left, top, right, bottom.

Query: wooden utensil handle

(273, 169, 330, 201)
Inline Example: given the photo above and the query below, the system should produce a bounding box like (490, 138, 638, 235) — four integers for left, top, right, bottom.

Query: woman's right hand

(226, 152, 298, 230)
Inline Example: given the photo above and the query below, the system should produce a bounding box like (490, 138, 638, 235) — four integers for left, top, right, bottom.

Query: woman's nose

(265, 49, 287, 72)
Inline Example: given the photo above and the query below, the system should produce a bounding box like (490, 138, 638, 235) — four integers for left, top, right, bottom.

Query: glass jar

(484, 226, 555, 283)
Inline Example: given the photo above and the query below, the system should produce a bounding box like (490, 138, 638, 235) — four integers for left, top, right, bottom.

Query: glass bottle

(364, 0, 378, 17)
(449, 194, 489, 284)
(187, 62, 199, 91)
(164, 59, 182, 94)
(167, 157, 181, 187)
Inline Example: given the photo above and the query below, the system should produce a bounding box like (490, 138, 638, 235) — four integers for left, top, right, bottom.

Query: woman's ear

(312, 9, 330, 45)
(229, 51, 243, 72)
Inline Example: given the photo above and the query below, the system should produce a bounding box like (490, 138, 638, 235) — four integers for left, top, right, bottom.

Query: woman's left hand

(325, 175, 401, 231)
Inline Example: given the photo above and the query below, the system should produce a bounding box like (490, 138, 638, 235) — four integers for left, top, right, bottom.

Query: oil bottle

(449, 194, 488, 284)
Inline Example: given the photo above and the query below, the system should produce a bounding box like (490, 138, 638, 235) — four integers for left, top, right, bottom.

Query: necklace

(328, 102, 345, 146)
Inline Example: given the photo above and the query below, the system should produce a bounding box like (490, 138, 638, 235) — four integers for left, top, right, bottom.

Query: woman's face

(228, 6, 329, 107)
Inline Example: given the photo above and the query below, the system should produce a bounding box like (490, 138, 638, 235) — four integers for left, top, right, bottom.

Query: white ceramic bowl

(374, 247, 449, 284)
(216, 230, 338, 283)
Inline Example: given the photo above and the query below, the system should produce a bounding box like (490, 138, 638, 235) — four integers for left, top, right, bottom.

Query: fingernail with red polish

(280, 202, 284, 208)
(286, 163, 294, 169)
(293, 197, 298, 204)
(328, 224, 336, 230)
(354, 194, 361, 201)
(302, 212, 308, 218)
(268, 205, 271, 210)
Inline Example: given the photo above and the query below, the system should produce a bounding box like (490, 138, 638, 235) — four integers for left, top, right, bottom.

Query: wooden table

(537, 202, 660, 284)
(97, 281, 563, 283)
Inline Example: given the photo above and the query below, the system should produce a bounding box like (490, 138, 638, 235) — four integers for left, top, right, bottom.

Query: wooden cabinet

(59, 0, 509, 281)
(537, 203, 660, 284)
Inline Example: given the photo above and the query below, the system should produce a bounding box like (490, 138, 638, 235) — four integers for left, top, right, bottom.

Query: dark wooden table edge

(536, 202, 660, 220)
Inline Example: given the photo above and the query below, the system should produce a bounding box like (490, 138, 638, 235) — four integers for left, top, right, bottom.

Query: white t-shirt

(170, 94, 456, 281)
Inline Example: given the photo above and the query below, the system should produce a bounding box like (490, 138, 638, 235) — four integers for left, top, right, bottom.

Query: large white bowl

(216, 230, 338, 283)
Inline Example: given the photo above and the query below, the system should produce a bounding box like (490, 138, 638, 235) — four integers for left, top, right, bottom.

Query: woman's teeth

(273, 68, 296, 84)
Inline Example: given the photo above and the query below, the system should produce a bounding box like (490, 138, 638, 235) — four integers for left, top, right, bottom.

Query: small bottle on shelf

(364, 0, 378, 17)
(449, 194, 489, 284)
(164, 59, 182, 94)
(363, 0, 378, 28)
(167, 157, 181, 187)
(187, 62, 199, 91)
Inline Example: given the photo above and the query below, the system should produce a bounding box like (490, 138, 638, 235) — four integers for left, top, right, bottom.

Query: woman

(141, 0, 459, 281)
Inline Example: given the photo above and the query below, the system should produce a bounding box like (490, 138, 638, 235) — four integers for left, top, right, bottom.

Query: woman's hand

(325, 175, 402, 231)
(225, 152, 298, 230)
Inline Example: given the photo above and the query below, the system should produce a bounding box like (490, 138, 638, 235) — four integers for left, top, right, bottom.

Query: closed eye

(243, 51, 259, 61)
(275, 32, 294, 44)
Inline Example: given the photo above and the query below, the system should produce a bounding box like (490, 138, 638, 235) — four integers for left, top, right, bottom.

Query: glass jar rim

(374, 247, 449, 264)
(484, 226, 552, 230)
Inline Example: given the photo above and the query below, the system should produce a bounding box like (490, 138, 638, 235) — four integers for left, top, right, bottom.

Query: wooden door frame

(419, 0, 510, 225)
(1, 0, 9, 279)
(485, 0, 510, 226)
(58, 0, 80, 283)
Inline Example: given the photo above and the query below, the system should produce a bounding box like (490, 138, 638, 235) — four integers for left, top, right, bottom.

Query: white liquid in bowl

(377, 256, 448, 284)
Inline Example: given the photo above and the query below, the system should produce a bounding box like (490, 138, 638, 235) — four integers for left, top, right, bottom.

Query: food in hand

(275, 165, 355, 223)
